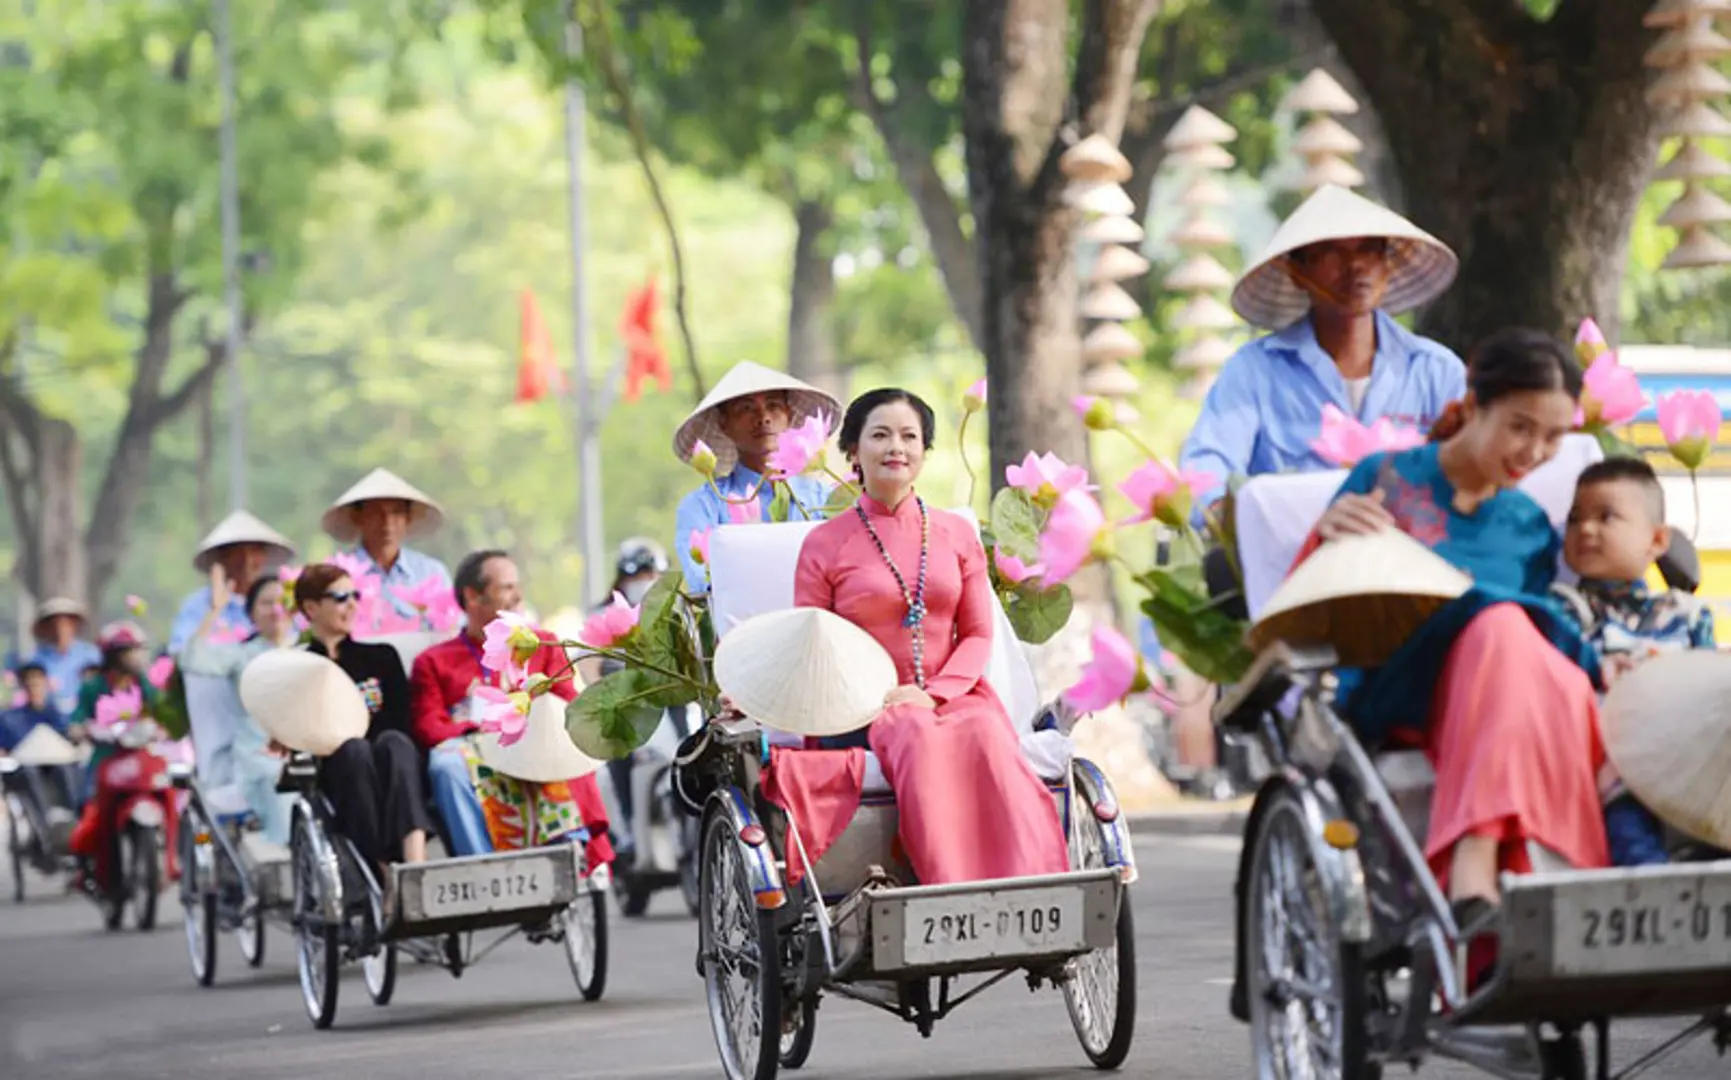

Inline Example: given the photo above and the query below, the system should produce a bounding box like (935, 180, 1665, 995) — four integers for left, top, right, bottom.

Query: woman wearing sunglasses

(295, 563, 432, 885)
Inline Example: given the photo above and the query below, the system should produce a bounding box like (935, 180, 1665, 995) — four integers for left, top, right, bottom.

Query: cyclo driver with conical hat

(322, 468, 454, 631)
(168, 511, 298, 656)
(1177, 183, 1466, 536)
(672, 361, 840, 591)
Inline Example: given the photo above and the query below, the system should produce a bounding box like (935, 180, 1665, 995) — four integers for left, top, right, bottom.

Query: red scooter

(70, 720, 182, 931)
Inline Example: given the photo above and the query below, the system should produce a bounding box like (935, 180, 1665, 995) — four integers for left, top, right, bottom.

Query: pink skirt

(869, 684, 1070, 885)
(1423, 603, 1609, 885)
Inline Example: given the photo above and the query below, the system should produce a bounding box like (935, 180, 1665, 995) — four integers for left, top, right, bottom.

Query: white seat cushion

(1233, 434, 1604, 619)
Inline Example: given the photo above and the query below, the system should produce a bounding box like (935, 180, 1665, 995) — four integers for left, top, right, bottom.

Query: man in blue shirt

(672, 361, 839, 591)
(1179, 183, 1466, 518)
(9, 598, 100, 718)
(1, 660, 83, 812)
(168, 511, 297, 655)
(321, 468, 453, 629)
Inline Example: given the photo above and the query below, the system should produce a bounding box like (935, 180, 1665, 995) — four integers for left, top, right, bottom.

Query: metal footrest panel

(389, 844, 588, 940)
(1464, 858, 1731, 1025)
(864, 868, 1120, 977)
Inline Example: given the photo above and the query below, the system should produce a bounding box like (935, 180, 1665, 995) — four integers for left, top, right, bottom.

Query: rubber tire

(104, 830, 128, 931)
(565, 890, 609, 1001)
(778, 995, 817, 1070)
(292, 815, 341, 1030)
(1066, 894, 1137, 1070)
(365, 944, 398, 1006)
(237, 909, 267, 968)
(130, 823, 160, 932)
(1243, 785, 1379, 1080)
(180, 813, 217, 987)
(699, 808, 782, 1080)
(9, 808, 25, 904)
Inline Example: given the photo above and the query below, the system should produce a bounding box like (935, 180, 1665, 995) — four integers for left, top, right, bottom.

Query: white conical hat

(1163, 105, 1237, 150)
(1082, 321, 1145, 362)
(238, 648, 369, 756)
(1064, 180, 1134, 217)
(1281, 69, 1359, 114)
(476, 692, 603, 784)
(1080, 360, 1140, 399)
(1248, 529, 1472, 668)
(9, 725, 82, 767)
(1602, 650, 1731, 850)
(1645, 21, 1731, 67)
(193, 511, 297, 573)
(1087, 244, 1153, 283)
(671, 361, 841, 477)
(30, 596, 88, 633)
(1079, 282, 1143, 321)
(1059, 134, 1133, 183)
(1162, 252, 1234, 292)
(713, 607, 898, 737)
(1077, 214, 1146, 245)
(321, 468, 446, 543)
(1663, 226, 1731, 269)
(1655, 140, 1731, 181)
(1294, 116, 1364, 157)
(1231, 184, 1459, 329)
(1659, 185, 1731, 228)
(1646, 0, 1731, 28)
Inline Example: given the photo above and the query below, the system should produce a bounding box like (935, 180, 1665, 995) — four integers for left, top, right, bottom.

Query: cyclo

(237, 639, 609, 1030)
(1, 725, 85, 902)
(1219, 441, 1731, 1079)
(674, 519, 1138, 1080)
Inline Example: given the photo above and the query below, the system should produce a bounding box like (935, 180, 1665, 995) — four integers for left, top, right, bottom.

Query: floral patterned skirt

(448, 736, 584, 850)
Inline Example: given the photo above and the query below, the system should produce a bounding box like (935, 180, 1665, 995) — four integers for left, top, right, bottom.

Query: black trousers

(318, 730, 433, 869)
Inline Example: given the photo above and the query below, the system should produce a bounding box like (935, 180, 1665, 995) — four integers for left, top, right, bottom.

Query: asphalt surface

(2, 833, 1724, 1080)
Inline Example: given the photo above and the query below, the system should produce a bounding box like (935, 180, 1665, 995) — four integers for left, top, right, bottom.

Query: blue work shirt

(346, 545, 453, 625)
(674, 466, 832, 591)
(9, 640, 102, 718)
(168, 587, 253, 657)
(0, 704, 68, 751)
(1177, 311, 1466, 513)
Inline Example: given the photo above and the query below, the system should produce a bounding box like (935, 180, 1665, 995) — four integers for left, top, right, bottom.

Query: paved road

(2, 834, 1723, 1079)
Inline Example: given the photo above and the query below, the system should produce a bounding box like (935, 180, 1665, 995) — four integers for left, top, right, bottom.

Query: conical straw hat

(321, 468, 446, 543)
(1662, 226, 1731, 269)
(1162, 252, 1234, 292)
(1174, 335, 1237, 371)
(1169, 215, 1235, 247)
(1087, 244, 1153, 283)
(1602, 650, 1731, 850)
(1231, 184, 1458, 329)
(1078, 214, 1146, 245)
(1163, 105, 1237, 151)
(193, 511, 297, 573)
(1079, 282, 1143, 321)
(239, 648, 370, 756)
(30, 596, 87, 634)
(1064, 180, 1135, 217)
(9, 725, 82, 767)
(1658, 185, 1731, 228)
(1294, 116, 1364, 157)
(1282, 69, 1360, 114)
(1248, 529, 1472, 668)
(671, 361, 841, 477)
(1166, 144, 1236, 170)
(1080, 360, 1140, 399)
(1082, 322, 1145, 362)
(1059, 134, 1133, 183)
(477, 691, 603, 784)
(1171, 294, 1239, 331)
(1299, 155, 1367, 191)
(1655, 140, 1731, 181)
(1645, 21, 1731, 67)
(713, 607, 898, 737)
(1646, 0, 1731, 27)
(1646, 60, 1731, 107)
(1178, 175, 1233, 208)
(1666, 100, 1731, 139)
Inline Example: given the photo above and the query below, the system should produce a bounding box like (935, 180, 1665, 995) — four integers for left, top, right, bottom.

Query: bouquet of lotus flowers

(144, 654, 191, 741)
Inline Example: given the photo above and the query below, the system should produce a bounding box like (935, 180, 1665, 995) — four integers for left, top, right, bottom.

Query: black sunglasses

(316, 590, 359, 604)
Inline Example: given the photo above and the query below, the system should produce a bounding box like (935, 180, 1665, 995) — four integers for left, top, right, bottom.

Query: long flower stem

(958, 412, 979, 509)
(1692, 469, 1702, 543)
(1112, 425, 1164, 462)
(820, 465, 861, 498)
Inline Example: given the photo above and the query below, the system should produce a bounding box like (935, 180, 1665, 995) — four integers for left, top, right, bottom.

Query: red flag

(619, 276, 672, 403)
(517, 288, 568, 404)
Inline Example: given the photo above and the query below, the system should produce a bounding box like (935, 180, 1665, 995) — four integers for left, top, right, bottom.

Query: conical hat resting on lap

(9, 725, 81, 767)
(1602, 650, 1731, 851)
(713, 607, 899, 737)
(238, 649, 369, 756)
(476, 691, 603, 784)
(1248, 528, 1473, 669)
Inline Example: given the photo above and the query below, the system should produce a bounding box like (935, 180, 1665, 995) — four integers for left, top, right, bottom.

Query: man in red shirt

(409, 549, 612, 870)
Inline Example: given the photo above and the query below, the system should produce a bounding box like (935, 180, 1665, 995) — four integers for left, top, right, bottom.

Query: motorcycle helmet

(97, 621, 148, 651)
(616, 538, 669, 579)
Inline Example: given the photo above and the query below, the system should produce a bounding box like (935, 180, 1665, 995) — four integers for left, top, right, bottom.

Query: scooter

(607, 705, 701, 917)
(71, 720, 184, 931)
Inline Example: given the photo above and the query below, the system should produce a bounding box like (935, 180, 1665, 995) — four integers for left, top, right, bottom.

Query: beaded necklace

(853, 495, 930, 689)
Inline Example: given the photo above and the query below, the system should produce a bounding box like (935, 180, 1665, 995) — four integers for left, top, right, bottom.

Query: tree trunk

(1310, 0, 1661, 352)
(196, 374, 215, 532)
(784, 199, 848, 402)
(32, 420, 87, 607)
(961, 0, 1159, 484)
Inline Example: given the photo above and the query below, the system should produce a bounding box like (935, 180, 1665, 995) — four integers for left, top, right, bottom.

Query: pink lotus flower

(374, 607, 426, 635)
(726, 498, 760, 525)
(1657, 389, 1721, 471)
(1118, 460, 1218, 529)
(766, 412, 831, 479)
(8, 691, 24, 709)
(208, 622, 251, 646)
(1579, 352, 1646, 429)
(1038, 489, 1112, 585)
(1072, 395, 1116, 432)
(1575, 317, 1610, 368)
(125, 594, 147, 617)
(94, 685, 144, 732)
(1063, 625, 1150, 712)
(690, 528, 712, 567)
(481, 611, 540, 685)
(474, 685, 532, 747)
(146, 656, 175, 691)
(1309, 404, 1426, 469)
(963, 379, 987, 414)
(391, 579, 464, 632)
(579, 593, 641, 650)
(1005, 452, 1091, 510)
(993, 549, 1045, 585)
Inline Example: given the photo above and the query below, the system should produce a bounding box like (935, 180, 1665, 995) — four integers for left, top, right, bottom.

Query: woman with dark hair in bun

(783, 387, 1068, 887)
